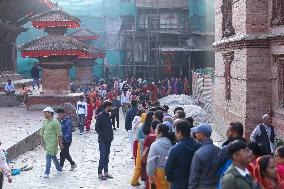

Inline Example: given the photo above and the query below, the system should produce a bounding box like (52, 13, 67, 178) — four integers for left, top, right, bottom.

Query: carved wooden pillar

(271, 0, 284, 26)
(222, 0, 235, 38)
(223, 51, 234, 100)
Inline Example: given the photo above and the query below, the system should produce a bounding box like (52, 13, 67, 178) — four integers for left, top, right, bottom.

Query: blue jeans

(45, 154, 62, 175)
(32, 77, 40, 89)
(78, 114, 85, 133)
(98, 142, 111, 174)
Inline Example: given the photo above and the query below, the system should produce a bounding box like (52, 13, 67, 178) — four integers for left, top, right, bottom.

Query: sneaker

(98, 174, 107, 180)
(56, 170, 63, 175)
(113, 128, 116, 131)
(43, 174, 49, 178)
(79, 132, 83, 135)
(104, 173, 113, 179)
(70, 164, 77, 171)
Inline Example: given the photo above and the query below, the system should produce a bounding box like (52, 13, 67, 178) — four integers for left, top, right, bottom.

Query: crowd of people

(1, 75, 284, 189)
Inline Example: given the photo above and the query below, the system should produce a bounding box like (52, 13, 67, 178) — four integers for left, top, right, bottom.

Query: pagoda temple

(69, 29, 105, 84)
(20, 10, 89, 95)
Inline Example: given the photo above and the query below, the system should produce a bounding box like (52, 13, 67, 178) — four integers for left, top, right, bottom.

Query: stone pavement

(3, 109, 224, 189)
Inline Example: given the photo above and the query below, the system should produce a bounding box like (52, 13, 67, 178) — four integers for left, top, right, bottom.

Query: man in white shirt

(221, 140, 254, 189)
(3, 80, 15, 95)
(76, 95, 88, 135)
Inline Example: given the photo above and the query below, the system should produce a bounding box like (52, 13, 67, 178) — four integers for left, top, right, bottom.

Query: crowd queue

(1, 76, 284, 189)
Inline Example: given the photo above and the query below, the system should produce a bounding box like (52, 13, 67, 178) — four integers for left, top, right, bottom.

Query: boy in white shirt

(76, 95, 88, 135)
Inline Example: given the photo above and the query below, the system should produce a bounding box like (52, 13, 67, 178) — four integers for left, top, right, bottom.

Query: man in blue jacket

(165, 120, 201, 189)
(56, 108, 76, 171)
(95, 101, 114, 180)
(189, 123, 221, 189)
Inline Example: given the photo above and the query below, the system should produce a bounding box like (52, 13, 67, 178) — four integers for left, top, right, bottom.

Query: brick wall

(75, 65, 93, 84)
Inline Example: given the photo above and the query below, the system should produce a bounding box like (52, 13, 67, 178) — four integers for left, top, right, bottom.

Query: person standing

(85, 97, 94, 132)
(111, 95, 121, 130)
(165, 120, 201, 189)
(189, 123, 221, 189)
(56, 108, 77, 171)
(0, 142, 12, 188)
(41, 107, 63, 178)
(250, 114, 276, 154)
(76, 95, 88, 135)
(95, 101, 114, 180)
(125, 100, 139, 155)
(31, 62, 40, 89)
(221, 140, 254, 189)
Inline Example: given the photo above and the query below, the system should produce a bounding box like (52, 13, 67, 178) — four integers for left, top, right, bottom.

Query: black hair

(227, 140, 247, 159)
(149, 107, 156, 112)
(151, 120, 160, 131)
(174, 107, 184, 114)
(230, 122, 244, 137)
(86, 96, 90, 104)
(142, 111, 154, 135)
(79, 95, 84, 100)
(157, 123, 176, 145)
(155, 106, 163, 111)
(185, 117, 194, 126)
(163, 105, 169, 112)
(103, 101, 112, 109)
(176, 110, 186, 119)
(131, 99, 138, 107)
(137, 108, 146, 117)
(175, 120, 191, 137)
(56, 108, 65, 114)
(276, 145, 284, 158)
(258, 155, 274, 177)
(247, 142, 269, 157)
(154, 110, 164, 122)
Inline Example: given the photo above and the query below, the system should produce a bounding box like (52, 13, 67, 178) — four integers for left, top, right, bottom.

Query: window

(223, 52, 234, 100)
(276, 57, 284, 108)
(271, 0, 284, 26)
(221, 0, 235, 38)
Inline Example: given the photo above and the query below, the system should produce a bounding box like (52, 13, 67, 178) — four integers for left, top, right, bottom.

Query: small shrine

(20, 10, 89, 110)
(20, 10, 88, 95)
(69, 29, 105, 84)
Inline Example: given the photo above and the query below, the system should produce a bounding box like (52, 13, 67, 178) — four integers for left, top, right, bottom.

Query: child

(0, 142, 12, 188)
(85, 97, 94, 132)
(76, 95, 88, 135)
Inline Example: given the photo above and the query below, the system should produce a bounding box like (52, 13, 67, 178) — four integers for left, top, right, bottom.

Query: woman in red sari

(275, 146, 284, 181)
(254, 155, 284, 189)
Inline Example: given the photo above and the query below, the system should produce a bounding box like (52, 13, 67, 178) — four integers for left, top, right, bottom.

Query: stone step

(0, 94, 23, 107)
(0, 72, 24, 83)
(0, 79, 33, 91)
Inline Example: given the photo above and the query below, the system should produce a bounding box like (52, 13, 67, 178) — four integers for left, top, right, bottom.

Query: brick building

(213, 0, 284, 137)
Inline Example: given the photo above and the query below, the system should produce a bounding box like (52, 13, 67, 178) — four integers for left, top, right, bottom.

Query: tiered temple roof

(69, 29, 99, 40)
(32, 10, 81, 29)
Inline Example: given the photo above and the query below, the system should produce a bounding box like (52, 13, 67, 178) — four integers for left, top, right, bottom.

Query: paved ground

(3, 109, 224, 189)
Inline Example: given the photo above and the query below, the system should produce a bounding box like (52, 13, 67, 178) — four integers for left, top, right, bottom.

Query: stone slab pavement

(3, 109, 224, 189)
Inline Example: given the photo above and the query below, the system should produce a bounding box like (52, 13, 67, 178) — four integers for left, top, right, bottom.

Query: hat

(191, 123, 212, 137)
(43, 107, 55, 113)
(56, 108, 65, 113)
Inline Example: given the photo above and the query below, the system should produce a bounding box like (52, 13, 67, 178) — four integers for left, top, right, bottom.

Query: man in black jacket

(31, 63, 40, 89)
(95, 101, 114, 180)
(125, 100, 139, 158)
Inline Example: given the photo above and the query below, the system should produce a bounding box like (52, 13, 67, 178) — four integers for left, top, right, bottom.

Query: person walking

(189, 123, 221, 189)
(31, 62, 40, 89)
(0, 142, 12, 188)
(165, 120, 201, 189)
(56, 108, 76, 171)
(125, 100, 139, 155)
(95, 101, 114, 180)
(85, 97, 94, 132)
(41, 107, 63, 178)
(76, 95, 88, 135)
(111, 95, 121, 130)
(250, 114, 276, 154)
(221, 140, 254, 189)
